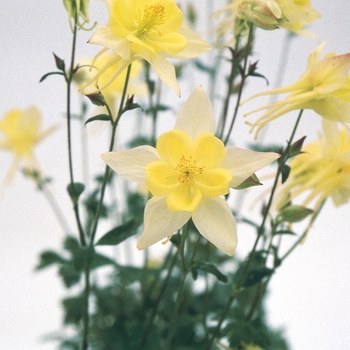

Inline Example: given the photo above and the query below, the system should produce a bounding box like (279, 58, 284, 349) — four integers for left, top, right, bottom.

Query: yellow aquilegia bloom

(276, 0, 321, 36)
(102, 87, 279, 255)
(84, 0, 211, 96)
(0, 106, 56, 183)
(244, 43, 350, 137)
(279, 121, 350, 211)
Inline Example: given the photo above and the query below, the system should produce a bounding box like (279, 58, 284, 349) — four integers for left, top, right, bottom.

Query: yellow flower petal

(192, 132, 226, 168)
(86, 0, 211, 95)
(166, 182, 202, 212)
(156, 129, 192, 166)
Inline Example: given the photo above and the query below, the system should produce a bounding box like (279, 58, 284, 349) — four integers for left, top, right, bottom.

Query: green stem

(138, 249, 179, 350)
(223, 23, 254, 145)
(239, 109, 303, 283)
(205, 110, 304, 349)
(89, 64, 132, 246)
(81, 266, 91, 350)
(217, 44, 239, 140)
(165, 224, 200, 350)
(66, 17, 86, 246)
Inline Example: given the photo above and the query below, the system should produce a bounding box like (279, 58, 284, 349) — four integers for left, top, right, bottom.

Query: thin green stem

(89, 64, 132, 246)
(66, 17, 86, 246)
(237, 109, 303, 286)
(138, 249, 179, 350)
(205, 110, 304, 349)
(165, 224, 199, 350)
(217, 44, 239, 140)
(81, 266, 91, 350)
(223, 23, 254, 145)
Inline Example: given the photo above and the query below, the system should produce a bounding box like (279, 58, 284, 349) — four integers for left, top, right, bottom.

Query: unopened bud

(235, 0, 285, 30)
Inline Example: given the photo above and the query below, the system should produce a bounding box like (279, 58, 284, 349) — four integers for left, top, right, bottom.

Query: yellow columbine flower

(244, 43, 350, 137)
(276, 0, 321, 36)
(83, 0, 211, 96)
(102, 87, 279, 255)
(0, 106, 56, 183)
(279, 120, 350, 211)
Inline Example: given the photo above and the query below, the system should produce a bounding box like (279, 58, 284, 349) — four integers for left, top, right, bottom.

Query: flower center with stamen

(175, 155, 204, 184)
(136, 3, 165, 35)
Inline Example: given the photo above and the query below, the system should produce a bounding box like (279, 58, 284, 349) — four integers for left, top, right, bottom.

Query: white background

(0, 0, 350, 349)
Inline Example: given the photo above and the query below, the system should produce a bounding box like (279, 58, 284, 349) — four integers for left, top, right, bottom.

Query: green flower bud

(235, 0, 285, 30)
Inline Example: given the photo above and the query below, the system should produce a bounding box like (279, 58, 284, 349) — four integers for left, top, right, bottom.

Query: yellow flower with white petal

(0, 106, 56, 183)
(83, 0, 211, 96)
(244, 43, 350, 137)
(276, 0, 321, 36)
(279, 120, 350, 211)
(102, 87, 279, 255)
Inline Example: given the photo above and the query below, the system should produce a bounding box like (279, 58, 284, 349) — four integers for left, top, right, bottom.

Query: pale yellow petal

(221, 147, 280, 187)
(175, 86, 216, 140)
(137, 196, 191, 249)
(102, 146, 159, 184)
(192, 196, 237, 256)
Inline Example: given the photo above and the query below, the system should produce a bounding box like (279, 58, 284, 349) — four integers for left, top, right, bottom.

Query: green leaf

(64, 236, 80, 253)
(84, 114, 110, 126)
(95, 219, 138, 246)
(39, 71, 65, 83)
(274, 229, 296, 235)
(192, 261, 228, 283)
(36, 250, 66, 270)
(73, 246, 95, 271)
(277, 205, 313, 223)
(90, 253, 116, 270)
(288, 136, 306, 158)
(280, 163, 290, 184)
(67, 182, 85, 203)
(53, 53, 65, 72)
(243, 267, 274, 287)
(62, 294, 84, 325)
(122, 94, 142, 113)
(234, 173, 261, 190)
(59, 262, 81, 288)
(85, 92, 106, 106)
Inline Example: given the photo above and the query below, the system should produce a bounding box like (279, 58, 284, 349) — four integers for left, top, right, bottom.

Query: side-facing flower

(234, 0, 285, 30)
(278, 120, 350, 212)
(83, 0, 211, 96)
(243, 43, 350, 137)
(102, 87, 279, 255)
(276, 0, 321, 37)
(213, 0, 285, 46)
(0, 106, 56, 183)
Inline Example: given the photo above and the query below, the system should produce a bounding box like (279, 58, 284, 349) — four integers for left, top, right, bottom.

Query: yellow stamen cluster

(137, 3, 165, 35)
(175, 155, 204, 184)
